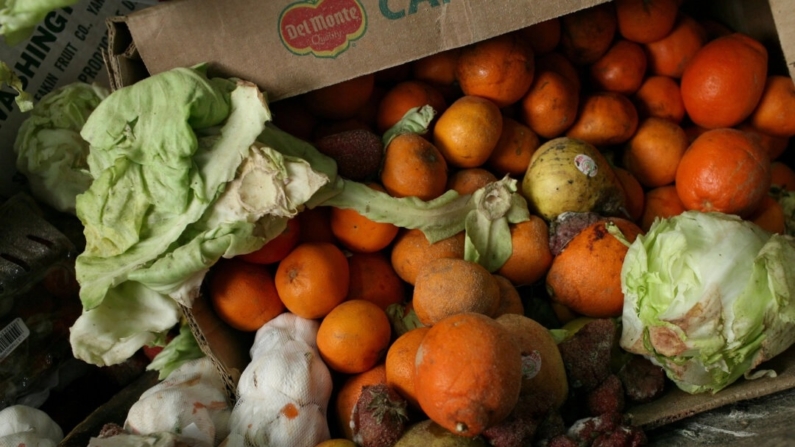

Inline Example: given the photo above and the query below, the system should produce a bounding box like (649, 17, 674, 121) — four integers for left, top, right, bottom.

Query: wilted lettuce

(620, 211, 795, 394)
(146, 324, 205, 380)
(70, 67, 331, 366)
(13, 82, 108, 213)
(0, 0, 79, 46)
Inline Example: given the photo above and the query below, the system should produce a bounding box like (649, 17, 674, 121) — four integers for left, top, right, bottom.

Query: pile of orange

(198, 0, 795, 443)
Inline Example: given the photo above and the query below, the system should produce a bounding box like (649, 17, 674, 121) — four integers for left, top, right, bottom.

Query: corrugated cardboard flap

(181, 289, 253, 404)
(104, 16, 149, 91)
(628, 344, 795, 429)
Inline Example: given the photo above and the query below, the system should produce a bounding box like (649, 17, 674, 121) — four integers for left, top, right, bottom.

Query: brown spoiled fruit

(412, 258, 501, 326)
(496, 313, 569, 411)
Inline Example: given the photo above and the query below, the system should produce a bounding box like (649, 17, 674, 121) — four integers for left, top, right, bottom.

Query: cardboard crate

(100, 0, 795, 433)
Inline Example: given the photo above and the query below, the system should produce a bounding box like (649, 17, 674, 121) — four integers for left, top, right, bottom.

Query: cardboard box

(104, 0, 609, 101)
(101, 0, 795, 433)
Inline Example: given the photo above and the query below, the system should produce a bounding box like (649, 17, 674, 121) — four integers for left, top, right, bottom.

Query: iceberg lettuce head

(620, 211, 795, 394)
(70, 67, 331, 366)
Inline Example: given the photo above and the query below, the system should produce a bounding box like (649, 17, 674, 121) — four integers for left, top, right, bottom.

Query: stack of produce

(5, 0, 795, 446)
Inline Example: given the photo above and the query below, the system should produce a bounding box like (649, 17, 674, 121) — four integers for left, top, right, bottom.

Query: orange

(640, 185, 687, 232)
(390, 229, 466, 285)
(495, 216, 553, 287)
(546, 218, 643, 318)
(411, 48, 462, 101)
(771, 161, 795, 191)
(238, 217, 300, 265)
(492, 274, 525, 317)
(274, 242, 350, 319)
(615, 0, 679, 44)
(334, 363, 387, 440)
(645, 14, 706, 78)
(749, 75, 795, 138)
(455, 33, 535, 108)
(535, 51, 582, 92)
(317, 300, 391, 374)
(588, 39, 648, 95)
(331, 184, 399, 253)
(516, 17, 561, 55)
(520, 69, 580, 139)
(446, 167, 497, 195)
(680, 33, 768, 129)
(433, 95, 504, 168)
(559, 2, 617, 66)
(412, 257, 501, 326)
(675, 128, 771, 217)
(208, 258, 285, 332)
(414, 312, 522, 437)
(347, 251, 407, 311)
(737, 122, 789, 161)
(613, 166, 646, 223)
(487, 117, 540, 176)
(749, 195, 786, 235)
(622, 116, 689, 188)
(376, 80, 447, 134)
(632, 75, 686, 124)
(384, 326, 430, 409)
(269, 96, 317, 141)
(566, 91, 639, 146)
(297, 206, 336, 245)
(380, 132, 449, 201)
(303, 73, 375, 121)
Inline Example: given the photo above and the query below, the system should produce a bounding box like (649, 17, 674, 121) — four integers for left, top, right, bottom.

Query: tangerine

(412, 257, 501, 326)
(208, 258, 285, 332)
(680, 33, 768, 129)
(433, 95, 504, 168)
(380, 132, 448, 201)
(456, 34, 535, 107)
(390, 229, 466, 285)
(317, 300, 392, 374)
(415, 312, 522, 437)
(274, 242, 349, 320)
(546, 218, 642, 318)
(675, 128, 771, 217)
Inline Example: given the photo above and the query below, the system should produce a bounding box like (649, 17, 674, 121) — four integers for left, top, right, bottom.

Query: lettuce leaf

(0, 0, 80, 46)
(14, 82, 108, 213)
(146, 324, 205, 381)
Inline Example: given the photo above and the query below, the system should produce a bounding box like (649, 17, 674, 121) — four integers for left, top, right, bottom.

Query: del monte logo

(279, 0, 367, 58)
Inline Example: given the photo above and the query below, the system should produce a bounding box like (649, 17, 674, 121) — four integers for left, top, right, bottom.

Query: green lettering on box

(379, 0, 405, 20)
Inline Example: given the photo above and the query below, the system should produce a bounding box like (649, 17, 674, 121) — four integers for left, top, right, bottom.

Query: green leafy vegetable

(381, 105, 436, 147)
(146, 323, 205, 380)
(620, 211, 795, 394)
(70, 67, 331, 366)
(13, 82, 108, 213)
(771, 186, 795, 237)
(0, 0, 80, 46)
(321, 176, 529, 272)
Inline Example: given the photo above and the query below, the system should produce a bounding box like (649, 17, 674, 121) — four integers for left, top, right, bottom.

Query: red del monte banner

(279, 0, 367, 58)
